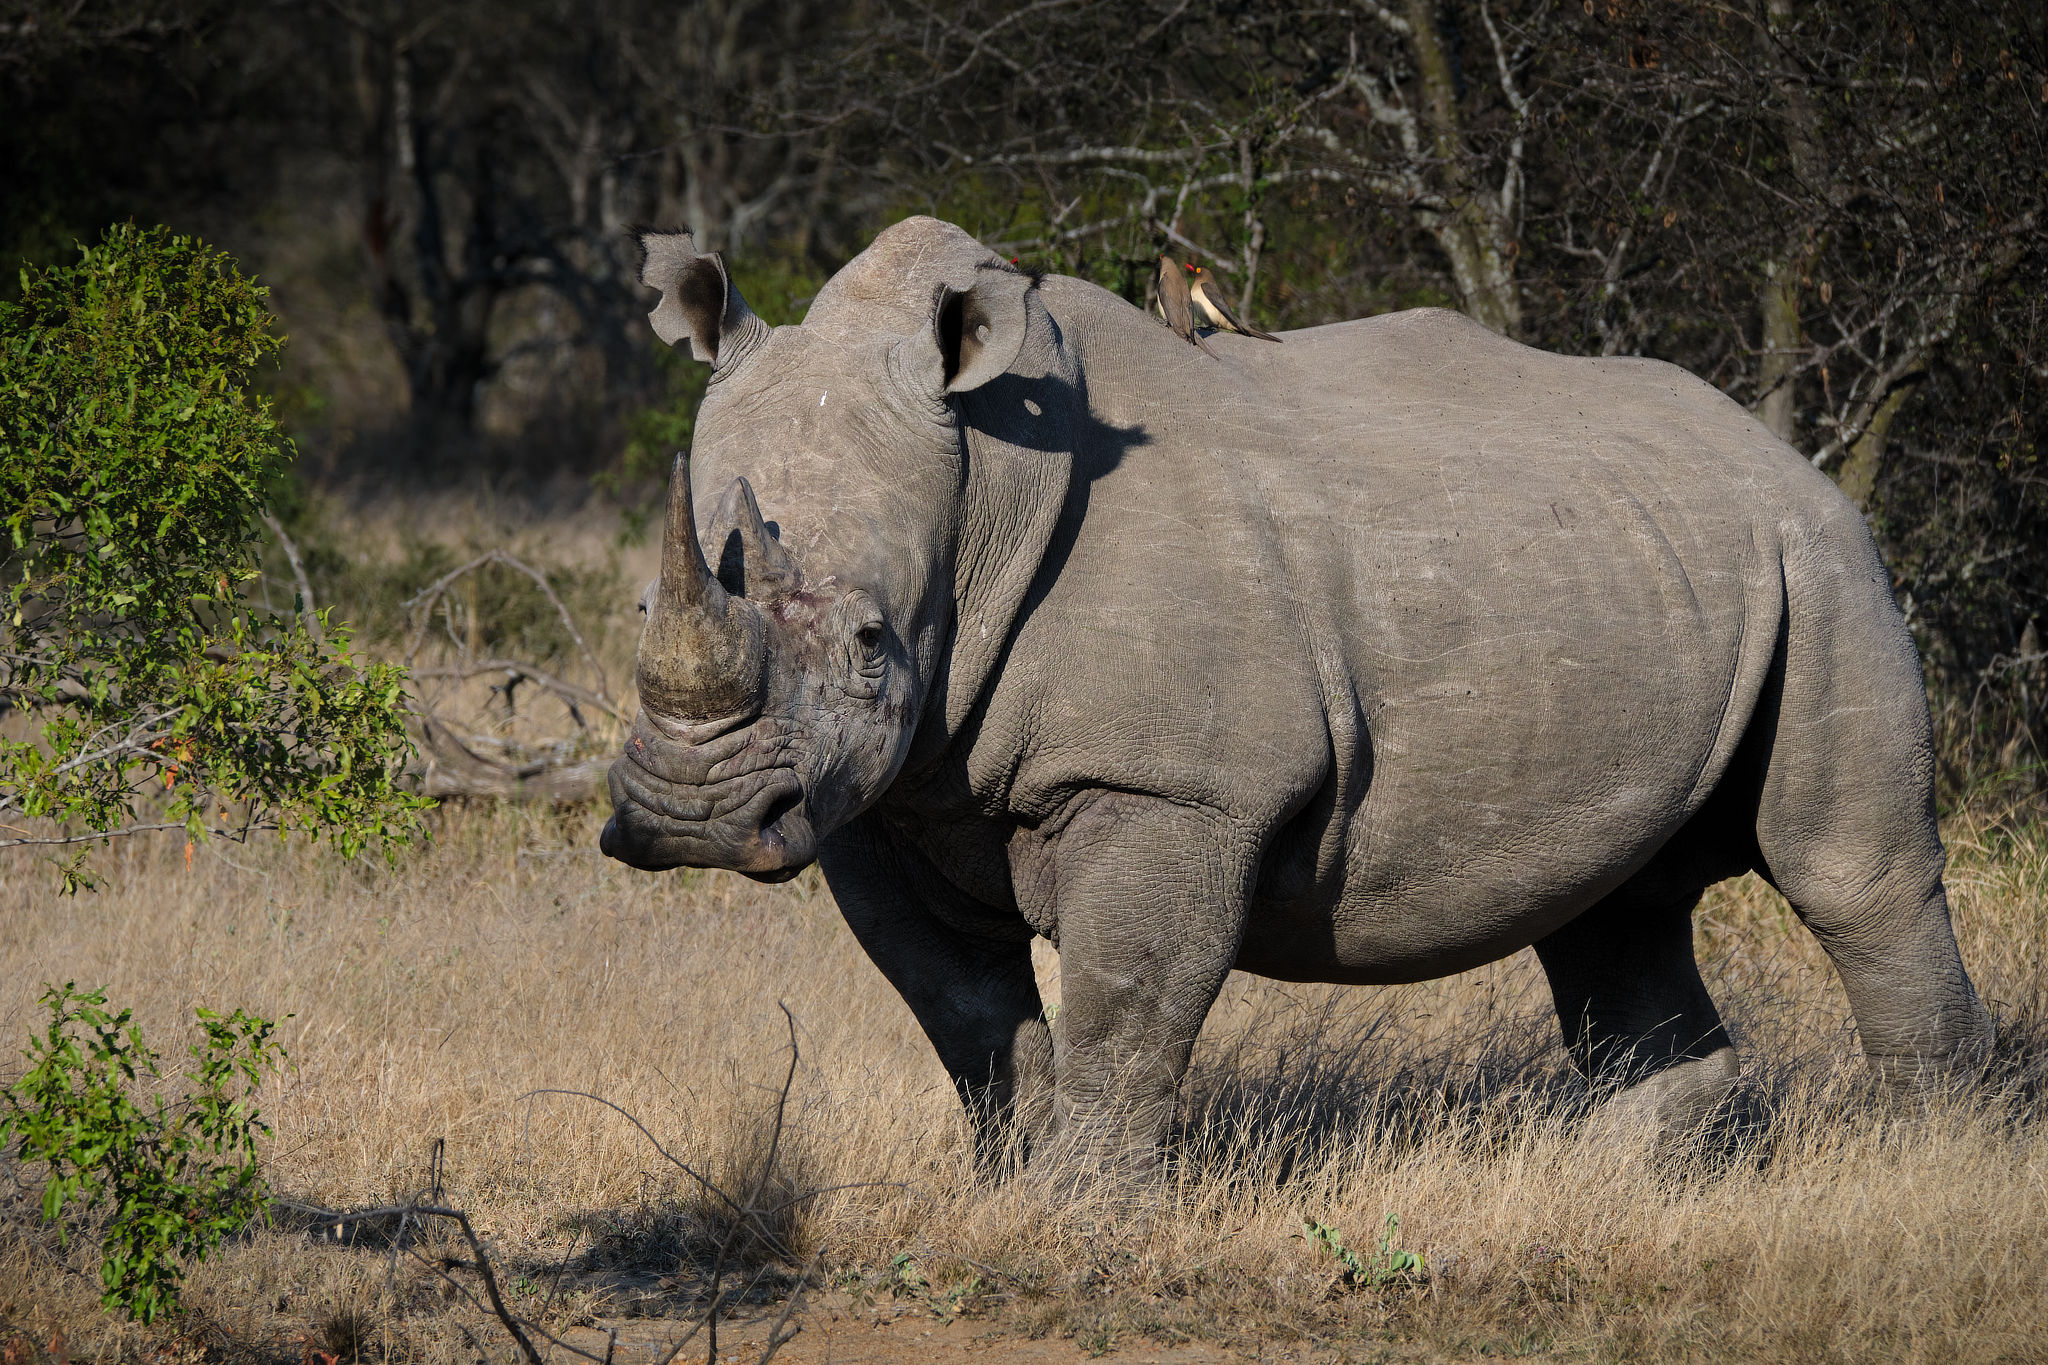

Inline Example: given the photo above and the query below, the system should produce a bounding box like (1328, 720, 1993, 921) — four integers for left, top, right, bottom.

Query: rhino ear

(895, 264, 1033, 399)
(637, 229, 769, 369)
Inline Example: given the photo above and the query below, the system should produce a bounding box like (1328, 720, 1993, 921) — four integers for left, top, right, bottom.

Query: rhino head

(599, 219, 1064, 881)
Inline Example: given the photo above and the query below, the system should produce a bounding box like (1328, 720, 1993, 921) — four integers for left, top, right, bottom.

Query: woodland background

(2, 0, 2043, 786)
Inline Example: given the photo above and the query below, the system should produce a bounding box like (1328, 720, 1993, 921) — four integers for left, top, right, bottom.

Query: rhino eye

(845, 614, 887, 699)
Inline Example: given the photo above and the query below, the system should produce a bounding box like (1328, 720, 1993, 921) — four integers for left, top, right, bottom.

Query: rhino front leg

(1027, 792, 1251, 1181)
(818, 817, 1054, 1169)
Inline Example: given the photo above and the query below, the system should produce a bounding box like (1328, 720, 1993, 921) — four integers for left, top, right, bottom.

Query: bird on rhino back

(600, 216, 1993, 1181)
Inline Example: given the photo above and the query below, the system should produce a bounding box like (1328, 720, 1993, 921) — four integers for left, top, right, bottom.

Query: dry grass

(2, 798, 2045, 1363)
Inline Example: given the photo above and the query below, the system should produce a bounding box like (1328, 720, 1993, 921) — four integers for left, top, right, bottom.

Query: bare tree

(828, 0, 2046, 788)
(1291, 0, 1539, 336)
(0, 0, 194, 75)
(832, 1, 1554, 334)
(309, 0, 848, 444)
(1542, 0, 2043, 504)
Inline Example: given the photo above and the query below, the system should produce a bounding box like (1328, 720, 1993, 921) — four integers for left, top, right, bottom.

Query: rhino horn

(714, 476, 800, 598)
(639, 451, 767, 721)
(638, 229, 769, 370)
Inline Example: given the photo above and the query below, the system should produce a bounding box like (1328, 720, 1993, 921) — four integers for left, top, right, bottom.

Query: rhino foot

(1583, 1045, 1742, 1148)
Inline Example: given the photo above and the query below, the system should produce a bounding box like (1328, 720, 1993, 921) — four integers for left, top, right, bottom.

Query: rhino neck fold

(904, 426, 1072, 780)
(896, 302, 1083, 781)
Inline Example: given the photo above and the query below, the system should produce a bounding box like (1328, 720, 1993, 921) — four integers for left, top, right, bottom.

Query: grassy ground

(2, 798, 2045, 1364)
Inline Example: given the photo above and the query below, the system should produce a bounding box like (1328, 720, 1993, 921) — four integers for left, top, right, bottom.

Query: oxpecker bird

(1187, 263, 1281, 342)
(1156, 256, 1217, 356)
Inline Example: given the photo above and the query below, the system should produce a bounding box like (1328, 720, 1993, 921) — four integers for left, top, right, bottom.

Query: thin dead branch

(397, 548, 622, 802)
(278, 1011, 879, 1365)
(261, 511, 325, 648)
(401, 549, 609, 703)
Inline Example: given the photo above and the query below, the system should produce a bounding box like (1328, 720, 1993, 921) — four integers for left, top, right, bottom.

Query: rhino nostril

(758, 787, 803, 832)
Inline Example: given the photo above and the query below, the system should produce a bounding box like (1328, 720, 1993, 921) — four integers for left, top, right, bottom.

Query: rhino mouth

(600, 747, 815, 882)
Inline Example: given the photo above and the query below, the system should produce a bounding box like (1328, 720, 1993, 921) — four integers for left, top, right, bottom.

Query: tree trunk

(1757, 256, 1802, 442)
(1755, 0, 1825, 444)
(1834, 381, 1917, 513)
(1405, 0, 1521, 337)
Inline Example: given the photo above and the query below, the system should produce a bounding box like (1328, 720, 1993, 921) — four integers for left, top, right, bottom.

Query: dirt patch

(560, 1302, 1247, 1364)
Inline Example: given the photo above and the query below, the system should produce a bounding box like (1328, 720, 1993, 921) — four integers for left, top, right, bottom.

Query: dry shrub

(1, 801, 2044, 1362)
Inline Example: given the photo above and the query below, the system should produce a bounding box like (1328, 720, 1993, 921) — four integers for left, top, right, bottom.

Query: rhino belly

(1234, 505, 1777, 984)
(1237, 707, 1727, 985)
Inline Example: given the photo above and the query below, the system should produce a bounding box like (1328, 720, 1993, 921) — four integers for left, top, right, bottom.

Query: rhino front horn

(638, 451, 767, 721)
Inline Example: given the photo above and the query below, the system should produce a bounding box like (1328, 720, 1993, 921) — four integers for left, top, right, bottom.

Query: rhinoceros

(600, 216, 1992, 1171)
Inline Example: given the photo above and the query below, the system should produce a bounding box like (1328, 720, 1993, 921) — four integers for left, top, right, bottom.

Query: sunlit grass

(1, 800, 2042, 1362)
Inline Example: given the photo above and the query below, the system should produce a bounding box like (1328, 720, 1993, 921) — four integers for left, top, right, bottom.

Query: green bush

(0, 223, 429, 889)
(0, 983, 287, 1323)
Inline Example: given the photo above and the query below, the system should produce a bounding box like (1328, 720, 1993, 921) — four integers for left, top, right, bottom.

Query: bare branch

(1478, 0, 1532, 222)
(957, 145, 1203, 168)
(0, 820, 260, 851)
(401, 550, 609, 705)
(411, 660, 623, 723)
(260, 511, 325, 648)
(1356, 1, 1412, 37)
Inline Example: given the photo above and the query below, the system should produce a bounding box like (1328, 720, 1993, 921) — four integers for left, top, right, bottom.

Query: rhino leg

(1534, 880, 1739, 1134)
(1750, 545, 1994, 1086)
(818, 818, 1054, 1169)
(1024, 793, 1251, 1181)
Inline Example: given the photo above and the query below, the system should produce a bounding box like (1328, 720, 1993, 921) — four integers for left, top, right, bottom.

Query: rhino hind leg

(1749, 538, 1995, 1087)
(1534, 881, 1740, 1135)
(1755, 770, 1993, 1088)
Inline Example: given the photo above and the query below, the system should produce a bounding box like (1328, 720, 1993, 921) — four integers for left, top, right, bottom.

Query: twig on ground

(281, 1012, 866, 1365)
(279, 1195, 593, 1365)
(412, 659, 622, 722)
(757, 1246, 829, 1364)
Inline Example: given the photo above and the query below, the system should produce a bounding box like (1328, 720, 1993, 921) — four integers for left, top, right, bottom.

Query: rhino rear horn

(714, 476, 799, 598)
(638, 229, 769, 370)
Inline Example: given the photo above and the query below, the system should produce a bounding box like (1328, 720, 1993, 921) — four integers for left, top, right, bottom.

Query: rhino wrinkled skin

(601, 216, 1992, 1172)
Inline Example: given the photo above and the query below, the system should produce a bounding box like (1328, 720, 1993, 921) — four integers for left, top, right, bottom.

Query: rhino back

(978, 287, 1871, 977)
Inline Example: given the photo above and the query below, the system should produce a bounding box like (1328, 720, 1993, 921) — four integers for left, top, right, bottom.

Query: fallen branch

(411, 659, 622, 723)
(518, 1008, 900, 1365)
(401, 549, 611, 706)
(394, 546, 625, 803)
(278, 1013, 870, 1365)
(415, 726, 611, 803)
(272, 1196, 544, 1365)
